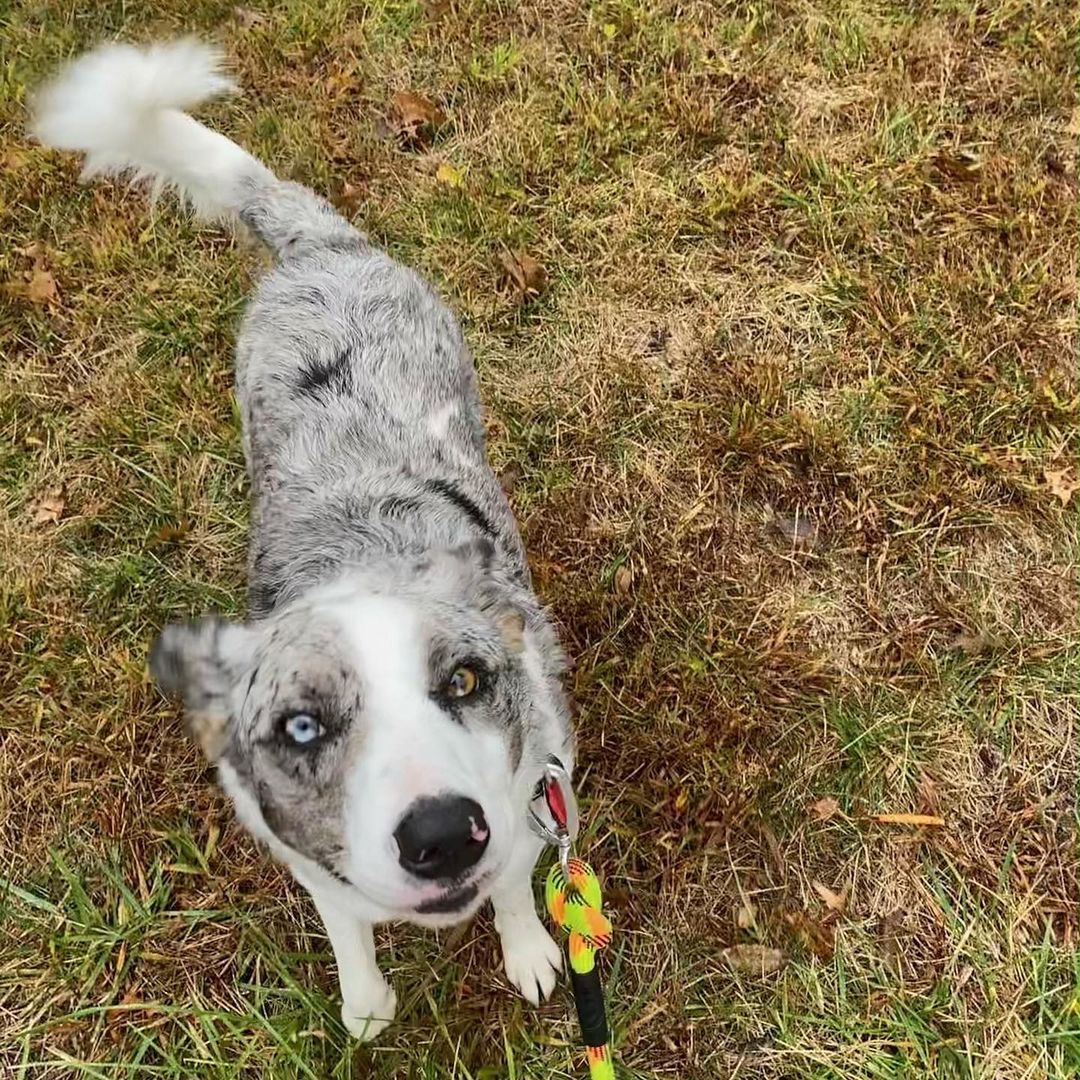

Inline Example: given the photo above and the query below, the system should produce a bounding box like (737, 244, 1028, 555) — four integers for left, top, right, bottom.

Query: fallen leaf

(932, 149, 983, 181)
(435, 161, 463, 187)
(424, 0, 452, 18)
(27, 265, 58, 305)
(613, 564, 633, 595)
(1043, 467, 1078, 507)
(771, 512, 819, 549)
(233, 6, 267, 27)
(499, 248, 546, 302)
(721, 944, 785, 975)
(32, 486, 66, 525)
(951, 630, 993, 656)
(148, 520, 192, 549)
(673, 788, 689, 812)
(873, 812, 945, 827)
(736, 903, 756, 930)
(811, 880, 848, 913)
(497, 461, 523, 495)
(2, 147, 28, 172)
(334, 180, 366, 216)
(917, 772, 940, 815)
(785, 910, 835, 958)
(389, 91, 445, 149)
(809, 796, 840, 821)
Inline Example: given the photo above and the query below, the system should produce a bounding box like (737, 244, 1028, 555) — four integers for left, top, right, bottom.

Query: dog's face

(151, 546, 559, 925)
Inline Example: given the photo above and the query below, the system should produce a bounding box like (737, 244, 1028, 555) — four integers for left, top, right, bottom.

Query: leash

(529, 759, 615, 1080)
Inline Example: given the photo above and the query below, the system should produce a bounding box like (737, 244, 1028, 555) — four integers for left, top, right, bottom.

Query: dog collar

(527, 755, 579, 878)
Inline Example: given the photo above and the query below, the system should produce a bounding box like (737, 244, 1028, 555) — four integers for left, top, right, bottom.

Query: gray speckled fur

(233, 177, 528, 619)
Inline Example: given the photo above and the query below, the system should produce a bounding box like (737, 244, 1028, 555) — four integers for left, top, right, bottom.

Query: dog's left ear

(149, 617, 257, 761)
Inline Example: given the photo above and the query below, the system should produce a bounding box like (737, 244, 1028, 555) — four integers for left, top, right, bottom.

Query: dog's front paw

(341, 980, 397, 1041)
(500, 916, 563, 1006)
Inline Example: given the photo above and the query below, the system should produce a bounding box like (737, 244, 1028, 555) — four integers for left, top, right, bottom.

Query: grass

(1, 0, 1077, 1076)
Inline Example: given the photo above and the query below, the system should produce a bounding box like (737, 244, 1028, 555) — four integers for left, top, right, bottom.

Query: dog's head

(150, 541, 568, 925)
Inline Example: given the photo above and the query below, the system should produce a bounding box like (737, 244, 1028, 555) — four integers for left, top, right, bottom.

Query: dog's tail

(31, 38, 360, 259)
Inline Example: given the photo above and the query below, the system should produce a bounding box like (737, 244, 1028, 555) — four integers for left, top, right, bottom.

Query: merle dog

(33, 37, 573, 1038)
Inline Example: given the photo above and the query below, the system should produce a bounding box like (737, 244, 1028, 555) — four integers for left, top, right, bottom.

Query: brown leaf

(497, 461, 523, 495)
(27, 265, 59, 305)
(334, 180, 366, 216)
(736, 903, 756, 930)
(809, 796, 840, 821)
(917, 772, 940, 815)
(771, 512, 819, 549)
(951, 630, 993, 656)
(785, 910, 835, 958)
(721, 944, 785, 975)
(32, 486, 66, 525)
(233, 6, 267, 27)
(811, 880, 847, 913)
(499, 248, 546, 302)
(389, 91, 445, 149)
(1043, 467, 1078, 507)
(613, 564, 633, 596)
(873, 812, 945, 827)
(148, 520, 192, 549)
(932, 150, 983, 181)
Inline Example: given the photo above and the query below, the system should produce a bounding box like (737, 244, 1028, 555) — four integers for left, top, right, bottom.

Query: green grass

(2, 0, 1077, 1077)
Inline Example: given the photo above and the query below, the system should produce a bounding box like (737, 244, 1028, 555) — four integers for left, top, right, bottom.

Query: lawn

(1, 1, 1077, 1077)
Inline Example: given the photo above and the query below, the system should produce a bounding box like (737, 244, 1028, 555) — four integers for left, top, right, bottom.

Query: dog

(32, 38, 574, 1039)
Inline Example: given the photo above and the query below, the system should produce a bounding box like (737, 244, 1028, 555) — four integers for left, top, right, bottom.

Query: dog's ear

(149, 617, 256, 761)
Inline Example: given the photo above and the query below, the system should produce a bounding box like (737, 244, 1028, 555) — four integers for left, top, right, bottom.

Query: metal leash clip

(527, 756, 579, 882)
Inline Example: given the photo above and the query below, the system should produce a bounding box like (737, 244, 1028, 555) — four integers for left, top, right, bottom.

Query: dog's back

(33, 38, 527, 618)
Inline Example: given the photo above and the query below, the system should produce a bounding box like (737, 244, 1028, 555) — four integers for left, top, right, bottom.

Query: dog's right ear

(149, 617, 256, 761)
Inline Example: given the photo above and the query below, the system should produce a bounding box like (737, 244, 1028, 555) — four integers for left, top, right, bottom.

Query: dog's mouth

(415, 882, 479, 915)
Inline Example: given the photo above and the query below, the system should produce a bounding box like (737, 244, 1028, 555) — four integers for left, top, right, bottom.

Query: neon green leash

(529, 759, 615, 1080)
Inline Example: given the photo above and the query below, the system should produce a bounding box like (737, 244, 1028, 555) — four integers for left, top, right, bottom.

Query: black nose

(394, 796, 490, 881)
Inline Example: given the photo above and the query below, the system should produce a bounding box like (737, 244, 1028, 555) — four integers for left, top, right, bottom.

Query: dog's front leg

(491, 836, 563, 1005)
(306, 885, 397, 1039)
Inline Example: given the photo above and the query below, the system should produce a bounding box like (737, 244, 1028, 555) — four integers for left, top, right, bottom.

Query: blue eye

(283, 713, 324, 746)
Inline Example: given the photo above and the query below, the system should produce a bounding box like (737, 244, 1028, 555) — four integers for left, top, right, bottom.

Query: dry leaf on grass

(771, 512, 819, 549)
(786, 911, 835, 958)
(951, 630, 993, 656)
(389, 91, 445, 149)
(811, 880, 848, 913)
(499, 248, 546, 302)
(873, 812, 945, 827)
(1043, 467, 1078, 507)
(148, 520, 192, 549)
(334, 181, 366, 216)
(809, 796, 840, 821)
(27, 266, 59, 305)
(497, 461, 523, 495)
(721, 944, 785, 975)
(736, 903, 757, 930)
(435, 162, 463, 187)
(5, 260, 60, 307)
(32, 486, 66, 525)
(232, 6, 267, 27)
(932, 149, 983, 182)
(613, 564, 633, 595)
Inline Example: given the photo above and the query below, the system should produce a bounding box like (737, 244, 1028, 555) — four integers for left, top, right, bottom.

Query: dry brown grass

(1, 1, 1077, 1077)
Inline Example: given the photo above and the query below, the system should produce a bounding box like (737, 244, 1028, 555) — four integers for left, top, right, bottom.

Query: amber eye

(446, 666, 479, 699)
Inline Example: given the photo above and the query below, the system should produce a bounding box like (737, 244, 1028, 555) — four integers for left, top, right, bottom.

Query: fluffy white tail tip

(31, 38, 235, 171)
